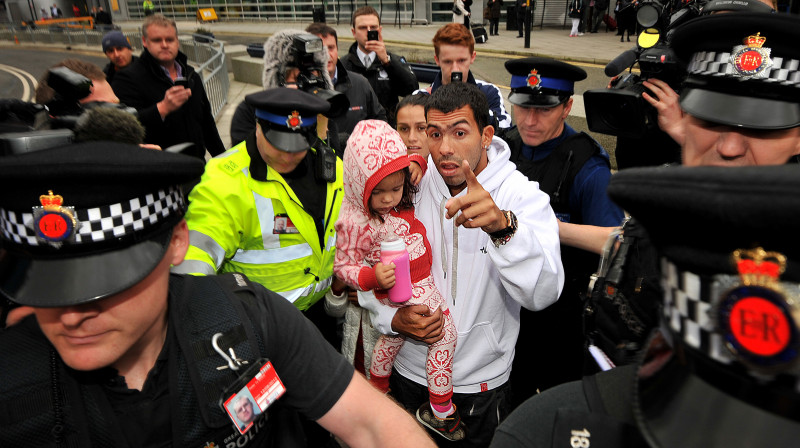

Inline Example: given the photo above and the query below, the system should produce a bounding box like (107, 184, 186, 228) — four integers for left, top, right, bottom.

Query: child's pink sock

(431, 400, 454, 419)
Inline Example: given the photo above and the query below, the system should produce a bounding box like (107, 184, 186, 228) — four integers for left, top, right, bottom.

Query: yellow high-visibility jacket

(173, 136, 343, 311)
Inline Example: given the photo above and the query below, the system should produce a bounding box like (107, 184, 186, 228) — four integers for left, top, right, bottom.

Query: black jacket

(102, 55, 137, 85)
(329, 59, 386, 142)
(341, 42, 418, 125)
(111, 49, 225, 160)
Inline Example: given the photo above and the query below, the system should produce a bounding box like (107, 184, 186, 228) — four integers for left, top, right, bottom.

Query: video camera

(583, 0, 705, 138)
(1, 67, 138, 156)
(289, 34, 348, 117)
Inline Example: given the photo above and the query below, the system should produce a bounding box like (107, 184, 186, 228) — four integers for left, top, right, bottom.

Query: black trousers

(389, 370, 513, 447)
(490, 18, 500, 34)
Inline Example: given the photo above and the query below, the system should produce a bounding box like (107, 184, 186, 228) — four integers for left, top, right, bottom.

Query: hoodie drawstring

(439, 197, 458, 306)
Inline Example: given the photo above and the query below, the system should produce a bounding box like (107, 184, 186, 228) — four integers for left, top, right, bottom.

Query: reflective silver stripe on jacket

(231, 244, 313, 264)
(253, 190, 281, 249)
(188, 230, 226, 269)
(278, 275, 334, 303)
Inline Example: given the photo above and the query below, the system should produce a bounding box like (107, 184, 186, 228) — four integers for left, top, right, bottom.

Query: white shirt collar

(356, 47, 376, 67)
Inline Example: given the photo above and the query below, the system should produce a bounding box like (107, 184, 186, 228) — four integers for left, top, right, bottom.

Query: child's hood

(342, 120, 410, 213)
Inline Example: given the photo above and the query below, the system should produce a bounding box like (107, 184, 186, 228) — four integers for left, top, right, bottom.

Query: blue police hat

(505, 57, 587, 108)
(0, 142, 204, 307)
(245, 88, 330, 153)
(672, 12, 800, 130)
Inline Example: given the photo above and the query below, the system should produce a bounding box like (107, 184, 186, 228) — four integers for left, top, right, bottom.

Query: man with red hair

(418, 23, 511, 130)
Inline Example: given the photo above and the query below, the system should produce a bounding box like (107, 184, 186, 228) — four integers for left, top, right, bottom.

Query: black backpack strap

(169, 273, 267, 435)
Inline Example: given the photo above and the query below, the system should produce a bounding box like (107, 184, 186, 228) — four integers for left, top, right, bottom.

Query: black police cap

(608, 164, 800, 448)
(0, 141, 204, 307)
(245, 87, 331, 153)
(505, 57, 587, 108)
(672, 12, 800, 129)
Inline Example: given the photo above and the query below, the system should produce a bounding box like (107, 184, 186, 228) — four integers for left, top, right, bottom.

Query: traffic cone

(14, 35, 19, 44)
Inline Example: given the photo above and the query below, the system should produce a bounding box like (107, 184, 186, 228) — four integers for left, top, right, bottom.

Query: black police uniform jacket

(502, 126, 605, 396)
(329, 60, 387, 142)
(0, 274, 353, 447)
(112, 49, 225, 161)
(341, 42, 419, 126)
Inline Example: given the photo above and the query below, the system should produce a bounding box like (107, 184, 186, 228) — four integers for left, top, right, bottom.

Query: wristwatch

(489, 210, 518, 247)
(382, 54, 391, 66)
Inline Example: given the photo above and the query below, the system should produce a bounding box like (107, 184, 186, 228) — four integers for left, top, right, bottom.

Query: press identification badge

(221, 359, 286, 435)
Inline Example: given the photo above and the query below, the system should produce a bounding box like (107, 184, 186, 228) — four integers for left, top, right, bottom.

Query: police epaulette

(220, 272, 257, 294)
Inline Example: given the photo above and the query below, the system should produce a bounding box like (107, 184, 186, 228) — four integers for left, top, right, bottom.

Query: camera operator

(306, 22, 387, 150)
(229, 29, 355, 153)
(35, 59, 119, 108)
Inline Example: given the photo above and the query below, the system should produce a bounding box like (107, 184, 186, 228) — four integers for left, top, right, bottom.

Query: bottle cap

(380, 236, 405, 252)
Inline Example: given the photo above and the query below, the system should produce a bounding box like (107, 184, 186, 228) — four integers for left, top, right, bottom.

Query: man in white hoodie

(363, 81, 563, 446)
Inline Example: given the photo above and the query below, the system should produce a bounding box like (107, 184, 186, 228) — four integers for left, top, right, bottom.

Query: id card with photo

(221, 359, 287, 435)
(273, 215, 300, 234)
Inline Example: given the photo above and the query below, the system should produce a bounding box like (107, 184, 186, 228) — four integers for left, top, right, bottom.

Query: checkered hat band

(661, 258, 800, 382)
(688, 51, 800, 85)
(0, 187, 184, 247)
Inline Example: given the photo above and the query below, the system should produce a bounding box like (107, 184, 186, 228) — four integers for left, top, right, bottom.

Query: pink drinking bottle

(380, 237, 413, 303)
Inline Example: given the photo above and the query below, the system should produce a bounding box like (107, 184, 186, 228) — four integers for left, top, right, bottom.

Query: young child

(334, 120, 464, 441)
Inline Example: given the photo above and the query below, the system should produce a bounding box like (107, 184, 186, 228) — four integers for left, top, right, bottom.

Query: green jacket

(174, 136, 344, 311)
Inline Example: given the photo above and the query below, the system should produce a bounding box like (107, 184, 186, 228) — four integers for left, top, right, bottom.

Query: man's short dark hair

(396, 92, 429, 115)
(305, 22, 338, 44)
(425, 83, 490, 131)
(35, 59, 106, 104)
(351, 5, 380, 27)
(142, 14, 177, 39)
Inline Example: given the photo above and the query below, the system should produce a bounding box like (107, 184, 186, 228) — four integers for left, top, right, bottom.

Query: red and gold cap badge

(526, 69, 542, 89)
(717, 248, 800, 372)
(730, 32, 773, 79)
(32, 190, 79, 248)
(286, 110, 303, 131)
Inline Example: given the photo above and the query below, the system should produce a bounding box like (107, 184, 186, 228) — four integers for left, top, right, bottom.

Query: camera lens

(637, 3, 661, 28)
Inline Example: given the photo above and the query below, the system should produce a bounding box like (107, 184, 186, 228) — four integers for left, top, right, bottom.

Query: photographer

(342, 6, 418, 126)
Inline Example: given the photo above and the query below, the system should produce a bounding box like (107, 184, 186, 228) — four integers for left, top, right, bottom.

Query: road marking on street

(0, 63, 39, 102)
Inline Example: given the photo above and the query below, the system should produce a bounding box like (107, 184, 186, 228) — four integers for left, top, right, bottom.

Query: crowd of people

(1, 4, 800, 447)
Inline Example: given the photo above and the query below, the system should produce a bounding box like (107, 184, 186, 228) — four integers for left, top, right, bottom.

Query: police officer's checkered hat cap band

(0, 187, 183, 247)
(0, 141, 204, 307)
(607, 165, 800, 448)
(671, 12, 800, 129)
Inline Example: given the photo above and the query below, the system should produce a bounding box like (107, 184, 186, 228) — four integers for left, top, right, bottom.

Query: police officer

(585, 10, 800, 369)
(501, 57, 625, 401)
(0, 142, 433, 447)
(492, 164, 800, 447)
(174, 88, 344, 342)
(175, 87, 349, 446)
(493, 11, 800, 446)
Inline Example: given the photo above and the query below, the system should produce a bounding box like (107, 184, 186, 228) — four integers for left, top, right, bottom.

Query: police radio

(315, 138, 337, 183)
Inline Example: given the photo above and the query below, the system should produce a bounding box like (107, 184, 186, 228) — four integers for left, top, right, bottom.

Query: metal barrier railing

(0, 26, 229, 119)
